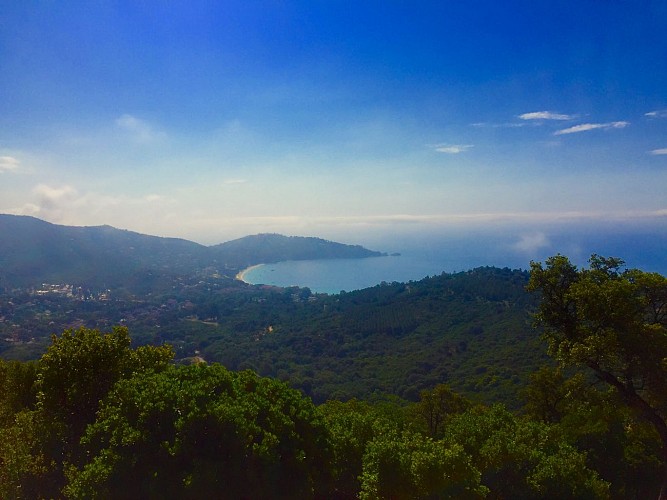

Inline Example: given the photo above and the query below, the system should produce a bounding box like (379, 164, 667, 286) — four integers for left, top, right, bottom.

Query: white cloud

(222, 178, 248, 185)
(554, 121, 629, 135)
(0, 156, 20, 173)
(470, 122, 526, 128)
(115, 114, 165, 143)
(21, 184, 79, 222)
(519, 111, 573, 120)
(144, 194, 164, 202)
(7, 184, 173, 225)
(434, 144, 473, 154)
(512, 232, 551, 253)
(650, 148, 667, 155)
(645, 109, 667, 118)
(34, 184, 78, 205)
(10, 203, 40, 216)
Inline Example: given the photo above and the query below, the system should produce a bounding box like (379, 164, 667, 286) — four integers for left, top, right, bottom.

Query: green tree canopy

(417, 383, 471, 438)
(64, 364, 332, 499)
(523, 365, 663, 497)
(444, 404, 609, 499)
(0, 359, 38, 425)
(359, 428, 486, 500)
(528, 255, 667, 499)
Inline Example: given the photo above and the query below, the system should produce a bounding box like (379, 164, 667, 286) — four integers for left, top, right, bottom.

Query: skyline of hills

(0, 214, 385, 291)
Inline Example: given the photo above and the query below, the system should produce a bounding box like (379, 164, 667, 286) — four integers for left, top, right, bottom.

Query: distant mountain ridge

(0, 215, 385, 290)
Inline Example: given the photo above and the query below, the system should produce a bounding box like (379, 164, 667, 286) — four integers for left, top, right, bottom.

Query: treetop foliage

(1, 255, 665, 498)
(528, 254, 667, 499)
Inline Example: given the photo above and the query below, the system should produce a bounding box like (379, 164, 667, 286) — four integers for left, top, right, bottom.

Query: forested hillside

(1, 266, 543, 407)
(190, 267, 542, 406)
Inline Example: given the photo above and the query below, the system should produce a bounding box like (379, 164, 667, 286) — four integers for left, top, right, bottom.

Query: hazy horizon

(1, 2, 666, 249)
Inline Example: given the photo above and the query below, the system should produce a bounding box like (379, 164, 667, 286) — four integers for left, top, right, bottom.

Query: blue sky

(1, 1, 666, 249)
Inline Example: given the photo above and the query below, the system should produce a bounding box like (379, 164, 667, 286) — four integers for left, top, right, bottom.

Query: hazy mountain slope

(0, 215, 210, 289)
(0, 215, 384, 290)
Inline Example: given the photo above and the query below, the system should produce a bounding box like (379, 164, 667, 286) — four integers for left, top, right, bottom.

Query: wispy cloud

(34, 184, 78, 204)
(470, 122, 526, 129)
(25, 184, 79, 221)
(645, 109, 667, 118)
(187, 210, 667, 234)
(434, 144, 473, 154)
(8, 184, 172, 225)
(115, 114, 166, 143)
(0, 156, 20, 173)
(518, 111, 573, 121)
(512, 232, 550, 253)
(650, 148, 667, 155)
(554, 121, 629, 135)
(222, 178, 248, 185)
(144, 194, 164, 202)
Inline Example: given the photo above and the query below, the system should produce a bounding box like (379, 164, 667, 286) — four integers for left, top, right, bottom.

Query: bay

(241, 255, 456, 295)
(239, 224, 667, 294)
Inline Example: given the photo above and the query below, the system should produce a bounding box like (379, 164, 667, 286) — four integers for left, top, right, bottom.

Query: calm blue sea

(241, 224, 667, 294)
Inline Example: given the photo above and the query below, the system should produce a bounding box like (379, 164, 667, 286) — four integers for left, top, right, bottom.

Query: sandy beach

(235, 264, 265, 283)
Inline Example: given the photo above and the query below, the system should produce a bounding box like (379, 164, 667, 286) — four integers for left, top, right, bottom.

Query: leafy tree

(37, 327, 174, 462)
(359, 428, 487, 499)
(524, 365, 662, 497)
(528, 255, 667, 498)
(0, 360, 42, 499)
(522, 366, 595, 425)
(417, 383, 470, 438)
(444, 404, 609, 498)
(0, 410, 48, 499)
(64, 364, 332, 499)
(3, 326, 176, 497)
(320, 399, 382, 497)
(0, 359, 38, 425)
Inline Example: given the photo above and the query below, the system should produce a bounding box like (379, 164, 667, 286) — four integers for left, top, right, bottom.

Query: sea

(240, 223, 667, 294)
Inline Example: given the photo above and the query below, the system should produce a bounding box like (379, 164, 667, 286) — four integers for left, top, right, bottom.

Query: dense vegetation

(193, 267, 542, 406)
(0, 326, 659, 498)
(529, 255, 667, 499)
(2, 267, 543, 407)
(1, 255, 666, 498)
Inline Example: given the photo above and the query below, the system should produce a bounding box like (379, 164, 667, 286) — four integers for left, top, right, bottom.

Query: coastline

(235, 264, 265, 284)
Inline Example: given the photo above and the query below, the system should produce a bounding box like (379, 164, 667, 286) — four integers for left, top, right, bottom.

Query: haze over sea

(241, 223, 667, 294)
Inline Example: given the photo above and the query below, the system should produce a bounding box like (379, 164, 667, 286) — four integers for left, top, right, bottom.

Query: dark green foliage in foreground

(529, 255, 667, 498)
(0, 359, 37, 425)
(2, 324, 659, 499)
(38, 327, 174, 457)
(64, 364, 332, 499)
(319, 398, 609, 499)
(442, 404, 608, 499)
(0, 327, 174, 498)
(523, 366, 663, 498)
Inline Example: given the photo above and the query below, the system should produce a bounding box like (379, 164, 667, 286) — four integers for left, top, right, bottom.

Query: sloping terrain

(0, 215, 383, 291)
